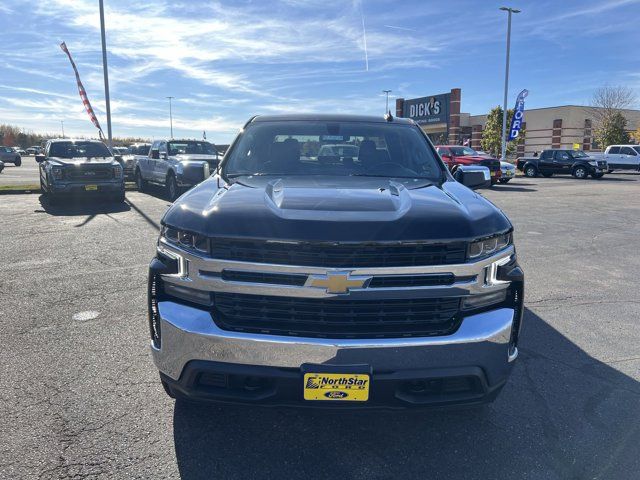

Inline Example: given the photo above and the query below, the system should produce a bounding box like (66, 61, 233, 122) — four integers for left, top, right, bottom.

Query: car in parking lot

(37, 139, 125, 203)
(518, 149, 608, 179)
(499, 161, 515, 183)
(0, 145, 22, 166)
(120, 143, 151, 181)
(435, 145, 502, 184)
(149, 114, 524, 409)
(26, 146, 43, 155)
(589, 145, 640, 172)
(0, 159, 4, 173)
(135, 139, 218, 200)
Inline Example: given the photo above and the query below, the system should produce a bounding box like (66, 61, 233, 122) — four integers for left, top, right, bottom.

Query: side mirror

(453, 165, 491, 189)
(35, 154, 46, 163)
(150, 149, 160, 159)
(160, 152, 168, 160)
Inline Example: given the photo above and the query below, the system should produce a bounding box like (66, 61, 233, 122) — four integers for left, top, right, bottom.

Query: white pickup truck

(589, 145, 640, 172)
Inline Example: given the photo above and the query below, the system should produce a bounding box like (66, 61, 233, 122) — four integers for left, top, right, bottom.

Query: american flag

(60, 42, 105, 139)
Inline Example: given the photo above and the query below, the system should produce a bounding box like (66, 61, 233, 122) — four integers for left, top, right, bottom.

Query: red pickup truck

(435, 145, 501, 184)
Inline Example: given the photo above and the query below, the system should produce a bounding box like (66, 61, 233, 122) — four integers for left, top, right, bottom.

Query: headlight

(52, 166, 64, 180)
(588, 161, 598, 166)
(468, 232, 511, 260)
(161, 226, 209, 254)
(113, 165, 123, 178)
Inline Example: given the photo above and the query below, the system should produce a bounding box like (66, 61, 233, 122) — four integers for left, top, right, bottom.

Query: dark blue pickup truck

(147, 114, 524, 409)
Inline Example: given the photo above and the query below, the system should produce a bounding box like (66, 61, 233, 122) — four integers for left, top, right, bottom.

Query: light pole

(382, 89, 392, 114)
(60, 120, 65, 138)
(166, 96, 174, 139)
(98, 0, 112, 147)
(499, 6, 520, 161)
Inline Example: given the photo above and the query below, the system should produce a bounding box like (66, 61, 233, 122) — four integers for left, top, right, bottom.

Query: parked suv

(0, 146, 22, 166)
(135, 139, 219, 200)
(148, 114, 524, 409)
(518, 149, 608, 179)
(37, 139, 125, 203)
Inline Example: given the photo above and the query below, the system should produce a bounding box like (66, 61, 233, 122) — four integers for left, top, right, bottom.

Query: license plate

(85, 185, 98, 191)
(303, 373, 370, 401)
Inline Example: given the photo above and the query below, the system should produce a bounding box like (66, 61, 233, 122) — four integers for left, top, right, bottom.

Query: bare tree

(588, 85, 637, 123)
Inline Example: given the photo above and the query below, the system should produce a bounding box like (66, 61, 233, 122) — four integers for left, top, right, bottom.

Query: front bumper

(152, 301, 518, 408)
(51, 180, 125, 195)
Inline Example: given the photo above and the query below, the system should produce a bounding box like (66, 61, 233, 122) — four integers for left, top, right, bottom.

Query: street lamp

(499, 6, 520, 161)
(382, 89, 392, 114)
(166, 96, 174, 138)
(98, 0, 112, 147)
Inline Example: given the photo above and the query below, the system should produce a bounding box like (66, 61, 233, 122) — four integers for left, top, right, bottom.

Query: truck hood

(174, 154, 218, 163)
(163, 176, 511, 243)
(48, 157, 117, 166)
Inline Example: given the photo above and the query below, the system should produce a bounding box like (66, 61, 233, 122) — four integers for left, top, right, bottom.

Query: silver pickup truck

(588, 145, 640, 172)
(134, 139, 219, 200)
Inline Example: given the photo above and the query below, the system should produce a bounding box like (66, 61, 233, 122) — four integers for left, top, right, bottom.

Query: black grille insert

(212, 293, 461, 338)
(210, 239, 467, 267)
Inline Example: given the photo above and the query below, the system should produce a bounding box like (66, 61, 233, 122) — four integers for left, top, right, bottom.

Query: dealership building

(395, 89, 640, 156)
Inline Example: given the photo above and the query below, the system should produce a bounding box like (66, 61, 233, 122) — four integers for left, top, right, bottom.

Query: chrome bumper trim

(157, 242, 515, 299)
(152, 302, 516, 384)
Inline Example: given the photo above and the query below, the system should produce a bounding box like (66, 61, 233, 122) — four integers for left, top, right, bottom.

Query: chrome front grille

(65, 165, 112, 181)
(157, 241, 514, 338)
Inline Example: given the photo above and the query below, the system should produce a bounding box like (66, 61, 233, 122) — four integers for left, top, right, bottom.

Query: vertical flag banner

(508, 89, 528, 141)
(59, 42, 105, 139)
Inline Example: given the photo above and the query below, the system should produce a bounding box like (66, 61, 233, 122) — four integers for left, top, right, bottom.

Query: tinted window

(541, 151, 553, 159)
(608, 146, 620, 154)
(620, 147, 636, 155)
(555, 151, 570, 160)
(48, 141, 111, 158)
(449, 146, 477, 156)
(224, 121, 443, 181)
(167, 141, 216, 155)
(436, 147, 450, 156)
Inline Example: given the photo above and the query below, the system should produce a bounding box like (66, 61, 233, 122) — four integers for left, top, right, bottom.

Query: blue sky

(1, 0, 639, 144)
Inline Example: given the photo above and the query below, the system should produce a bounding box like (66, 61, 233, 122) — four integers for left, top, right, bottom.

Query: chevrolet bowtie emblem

(306, 271, 371, 294)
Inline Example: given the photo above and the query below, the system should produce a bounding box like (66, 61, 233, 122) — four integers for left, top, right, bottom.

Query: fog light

(461, 289, 507, 311)
(162, 282, 212, 306)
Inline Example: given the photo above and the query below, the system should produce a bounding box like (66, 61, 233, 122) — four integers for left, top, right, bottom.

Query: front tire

(524, 165, 538, 178)
(573, 166, 588, 179)
(166, 173, 179, 201)
(14, 157, 21, 166)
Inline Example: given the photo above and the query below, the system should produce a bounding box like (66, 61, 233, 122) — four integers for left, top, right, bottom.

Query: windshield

(570, 150, 588, 158)
(449, 146, 478, 156)
(223, 121, 443, 181)
(48, 141, 112, 159)
(132, 145, 150, 155)
(168, 141, 216, 155)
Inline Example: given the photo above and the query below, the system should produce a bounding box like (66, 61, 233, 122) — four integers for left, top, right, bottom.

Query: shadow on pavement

(172, 308, 640, 479)
(490, 184, 537, 192)
(35, 194, 130, 228)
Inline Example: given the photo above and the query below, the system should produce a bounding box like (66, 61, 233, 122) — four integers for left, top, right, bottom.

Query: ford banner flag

(508, 89, 529, 141)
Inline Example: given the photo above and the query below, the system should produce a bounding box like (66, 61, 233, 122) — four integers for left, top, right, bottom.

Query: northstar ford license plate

(303, 373, 370, 401)
(84, 185, 98, 191)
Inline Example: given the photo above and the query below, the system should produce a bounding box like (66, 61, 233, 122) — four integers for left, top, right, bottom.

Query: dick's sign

(403, 93, 450, 125)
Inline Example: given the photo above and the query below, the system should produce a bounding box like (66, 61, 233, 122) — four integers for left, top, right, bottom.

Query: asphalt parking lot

(1, 175, 639, 479)
(0, 157, 40, 187)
